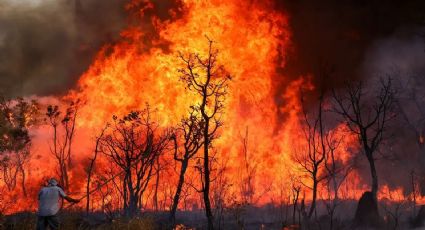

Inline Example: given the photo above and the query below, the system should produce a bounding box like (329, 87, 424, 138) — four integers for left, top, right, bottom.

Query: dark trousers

(36, 215, 60, 230)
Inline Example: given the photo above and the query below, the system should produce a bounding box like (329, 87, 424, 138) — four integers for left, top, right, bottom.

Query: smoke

(275, 0, 425, 193)
(361, 27, 425, 193)
(363, 28, 425, 78)
(276, 0, 425, 88)
(1, 0, 425, 196)
(0, 0, 128, 97)
(0, 0, 185, 98)
(2, 0, 424, 98)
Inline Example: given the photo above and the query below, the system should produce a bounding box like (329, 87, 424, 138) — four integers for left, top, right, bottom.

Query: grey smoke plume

(0, 0, 184, 98)
(361, 28, 425, 193)
(0, 0, 127, 97)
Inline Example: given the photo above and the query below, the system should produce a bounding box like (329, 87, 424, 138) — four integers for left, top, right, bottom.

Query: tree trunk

(367, 153, 378, 200)
(170, 159, 189, 223)
(203, 121, 214, 230)
(126, 179, 138, 217)
(127, 193, 138, 217)
(308, 178, 318, 218)
(20, 165, 26, 197)
(86, 171, 92, 215)
(292, 195, 298, 224)
(153, 158, 160, 211)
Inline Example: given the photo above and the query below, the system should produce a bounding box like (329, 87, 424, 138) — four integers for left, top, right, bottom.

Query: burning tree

(178, 38, 231, 229)
(46, 100, 80, 189)
(98, 108, 170, 217)
(0, 97, 38, 196)
(292, 88, 328, 219)
(321, 129, 354, 230)
(85, 124, 108, 215)
(169, 106, 204, 223)
(239, 127, 257, 205)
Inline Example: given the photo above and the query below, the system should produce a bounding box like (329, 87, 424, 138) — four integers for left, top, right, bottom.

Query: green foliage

(0, 97, 38, 153)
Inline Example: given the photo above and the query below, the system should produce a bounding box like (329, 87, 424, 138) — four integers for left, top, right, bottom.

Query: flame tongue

(71, 0, 293, 205)
(3, 0, 415, 214)
(76, 0, 290, 127)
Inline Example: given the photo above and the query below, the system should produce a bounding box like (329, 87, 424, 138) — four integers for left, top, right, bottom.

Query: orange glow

(0, 0, 416, 214)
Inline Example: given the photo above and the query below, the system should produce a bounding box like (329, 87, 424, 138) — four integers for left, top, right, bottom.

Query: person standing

(36, 178, 80, 230)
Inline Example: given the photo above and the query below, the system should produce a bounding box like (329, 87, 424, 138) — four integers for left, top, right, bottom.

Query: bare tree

(332, 78, 395, 200)
(85, 124, 108, 215)
(99, 108, 169, 217)
(152, 149, 171, 212)
(239, 127, 257, 205)
(292, 89, 327, 219)
(211, 153, 231, 230)
(289, 174, 302, 225)
(322, 131, 353, 230)
(46, 100, 79, 189)
(169, 106, 204, 223)
(178, 38, 231, 230)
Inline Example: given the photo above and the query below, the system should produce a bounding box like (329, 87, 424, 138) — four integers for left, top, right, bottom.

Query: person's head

(47, 178, 58, 186)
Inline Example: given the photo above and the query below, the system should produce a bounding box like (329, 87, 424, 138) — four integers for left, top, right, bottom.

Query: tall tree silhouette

(333, 78, 395, 200)
(178, 38, 230, 230)
(99, 108, 170, 217)
(169, 106, 204, 224)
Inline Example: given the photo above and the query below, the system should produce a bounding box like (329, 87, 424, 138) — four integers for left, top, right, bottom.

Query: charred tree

(333, 78, 395, 227)
(46, 101, 79, 190)
(290, 177, 301, 225)
(322, 131, 353, 230)
(178, 38, 230, 230)
(85, 124, 108, 215)
(332, 78, 395, 200)
(99, 108, 169, 217)
(169, 107, 204, 224)
(293, 88, 327, 219)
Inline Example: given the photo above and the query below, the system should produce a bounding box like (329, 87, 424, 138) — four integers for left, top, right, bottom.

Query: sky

(0, 0, 424, 98)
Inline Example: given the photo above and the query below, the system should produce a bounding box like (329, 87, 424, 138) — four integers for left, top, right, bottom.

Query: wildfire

(73, 0, 292, 205)
(0, 0, 419, 216)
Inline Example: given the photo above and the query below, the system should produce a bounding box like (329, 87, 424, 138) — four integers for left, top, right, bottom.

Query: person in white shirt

(36, 178, 80, 230)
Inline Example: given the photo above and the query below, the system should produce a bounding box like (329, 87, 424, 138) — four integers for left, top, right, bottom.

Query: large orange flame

(0, 0, 418, 214)
(73, 0, 293, 206)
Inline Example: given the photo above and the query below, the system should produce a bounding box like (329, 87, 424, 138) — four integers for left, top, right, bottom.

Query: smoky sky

(0, 0, 128, 97)
(1, 0, 424, 98)
(275, 0, 425, 193)
(277, 0, 425, 87)
(1, 0, 425, 195)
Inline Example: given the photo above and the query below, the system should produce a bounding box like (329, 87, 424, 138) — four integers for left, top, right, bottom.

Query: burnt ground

(1, 199, 424, 229)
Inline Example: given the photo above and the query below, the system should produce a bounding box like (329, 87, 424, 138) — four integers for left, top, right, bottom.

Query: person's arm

(57, 187, 80, 203)
(63, 196, 80, 203)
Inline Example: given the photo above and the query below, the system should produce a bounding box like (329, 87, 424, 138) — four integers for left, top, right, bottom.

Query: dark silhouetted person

(36, 178, 80, 230)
